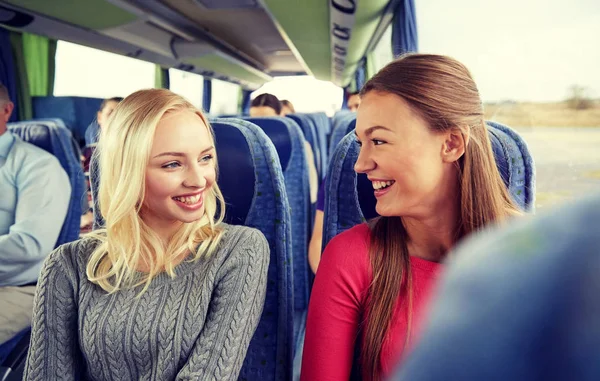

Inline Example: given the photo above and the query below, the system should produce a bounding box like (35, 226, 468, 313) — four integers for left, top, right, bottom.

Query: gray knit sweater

(24, 224, 269, 381)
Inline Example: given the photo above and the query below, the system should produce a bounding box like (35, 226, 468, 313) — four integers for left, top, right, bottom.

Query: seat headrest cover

(244, 117, 292, 171)
(210, 121, 256, 225)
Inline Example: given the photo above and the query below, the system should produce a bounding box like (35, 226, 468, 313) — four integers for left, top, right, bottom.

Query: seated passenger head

(280, 99, 295, 115)
(90, 88, 225, 293)
(97, 97, 123, 128)
(354, 53, 519, 223)
(0, 83, 14, 134)
(347, 91, 361, 112)
(249, 93, 282, 117)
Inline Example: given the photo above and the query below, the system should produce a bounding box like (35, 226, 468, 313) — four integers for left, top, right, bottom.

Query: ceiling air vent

(0, 5, 34, 28)
(192, 0, 258, 9)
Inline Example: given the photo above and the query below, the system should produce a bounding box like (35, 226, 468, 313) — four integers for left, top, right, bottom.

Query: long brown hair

(359, 54, 520, 380)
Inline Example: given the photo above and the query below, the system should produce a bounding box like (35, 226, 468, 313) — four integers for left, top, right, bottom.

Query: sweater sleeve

(176, 228, 270, 381)
(301, 225, 372, 381)
(24, 243, 84, 380)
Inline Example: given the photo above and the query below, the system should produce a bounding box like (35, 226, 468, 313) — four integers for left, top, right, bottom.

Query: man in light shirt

(0, 83, 71, 357)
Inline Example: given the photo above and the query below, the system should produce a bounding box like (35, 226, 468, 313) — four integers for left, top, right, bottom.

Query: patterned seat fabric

(244, 117, 311, 326)
(211, 118, 294, 381)
(303, 113, 329, 181)
(329, 115, 355, 157)
(323, 121, 536, 248)
(287, 114, 322, 181)
(8, 119, 84, 246)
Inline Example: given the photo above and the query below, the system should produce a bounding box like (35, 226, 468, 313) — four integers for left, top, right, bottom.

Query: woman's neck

(403, 199, 461, 263)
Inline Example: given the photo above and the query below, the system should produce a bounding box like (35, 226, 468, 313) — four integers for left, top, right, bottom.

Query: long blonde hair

(87, 89, 226, 294)
(359, 54, 521, 380)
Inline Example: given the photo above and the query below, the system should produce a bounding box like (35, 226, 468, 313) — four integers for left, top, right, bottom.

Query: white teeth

(372, 180, 395, 190)
(174, 194, 201, 204)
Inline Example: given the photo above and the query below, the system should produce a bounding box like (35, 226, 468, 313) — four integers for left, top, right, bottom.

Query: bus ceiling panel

(116, 0, 268, 73)
(332, 0, 390, 87)
(191, 0, 259, 9)
(186, 52, 272, 89)
(0, 5, 34, 28)
(172, 39, 217, 60)
(1, 0, 140, 30)
(0, 3, 180, 69)
(261, 0, 390, 87)
(262, 0, 330, 81)
(159, 0, 305, 75)
(100, 20, 179, 59)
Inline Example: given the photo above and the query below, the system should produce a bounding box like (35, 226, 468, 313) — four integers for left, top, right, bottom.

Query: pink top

(301, 223, 443, 380)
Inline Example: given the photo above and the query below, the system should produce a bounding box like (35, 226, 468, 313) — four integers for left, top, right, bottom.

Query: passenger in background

(0, 83, 71, 361)
(84, 96, 123, 148)
(281, 99, 296, 115)
(395, 194, 600, 381)
(308, 181, 325, 273)
(249, 93, 282, 117)
(25, 89, 270, 380)
(81, 97, 123, 231)
(301, 54, 521, 381)
(250, 93, 318, 203)
(347, 91, 361, 112)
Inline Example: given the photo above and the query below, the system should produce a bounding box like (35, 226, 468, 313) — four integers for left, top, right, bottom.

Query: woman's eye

(162, 162, 180, 169)
(200, 154, 213, 162)
(372, 139, 385, 146)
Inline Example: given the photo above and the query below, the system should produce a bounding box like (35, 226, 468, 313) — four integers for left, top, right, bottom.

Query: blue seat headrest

(210, 121, 256, 225)
(8, 123, 53, 153)
(243, 117, 292, 171)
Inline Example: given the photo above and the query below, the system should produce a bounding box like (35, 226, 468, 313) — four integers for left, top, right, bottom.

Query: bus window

(252, 76, 342, 116)
(168, 69, 204, 109)
(210, 79, 240, 115)
(53, 41, 154, 98)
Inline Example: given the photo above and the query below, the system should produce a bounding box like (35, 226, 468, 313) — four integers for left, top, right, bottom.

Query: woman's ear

(441, 126, 469, 163)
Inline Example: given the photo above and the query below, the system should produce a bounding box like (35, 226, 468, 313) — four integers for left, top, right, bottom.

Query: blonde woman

(24, 89, 270, 380)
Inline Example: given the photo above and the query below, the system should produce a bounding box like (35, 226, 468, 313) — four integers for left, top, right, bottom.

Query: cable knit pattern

(23, 223, 270, 381)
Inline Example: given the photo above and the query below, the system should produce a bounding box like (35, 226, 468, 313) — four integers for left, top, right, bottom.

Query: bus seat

(0, 328, 30, 381)
(302, 113, 329, 181)
(332, 110, 353, 131)
(329, 115, 356, 156)
(211, 118, 294, 381)
(307, 112, 332, 149)
(7, 120, 85, 246)
(32, 96, 103, 147)
(287, 114, 322, 181)
(322, 121, 536, 248)
(244, 116, 311, 344)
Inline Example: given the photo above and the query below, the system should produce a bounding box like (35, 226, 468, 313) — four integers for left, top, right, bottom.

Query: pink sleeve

(300, 225, 371, 381)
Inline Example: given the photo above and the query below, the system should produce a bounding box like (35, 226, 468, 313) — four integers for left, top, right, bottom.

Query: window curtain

(9, 32, 32, 121)
(202, 78, 212, 113)
(392, 0, 418, 56)
(155, 65, 170, 89)
(22, 32, 55, 96)
(0, 27, 18, 122)
(239, 88, 251, 115)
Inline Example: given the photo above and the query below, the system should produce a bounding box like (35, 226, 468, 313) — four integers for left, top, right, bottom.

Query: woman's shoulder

(326, 223, 371, 254)
(219, 223, 269, 255)
(40, 236, 101, 283)
(321, 223, 371, 271)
